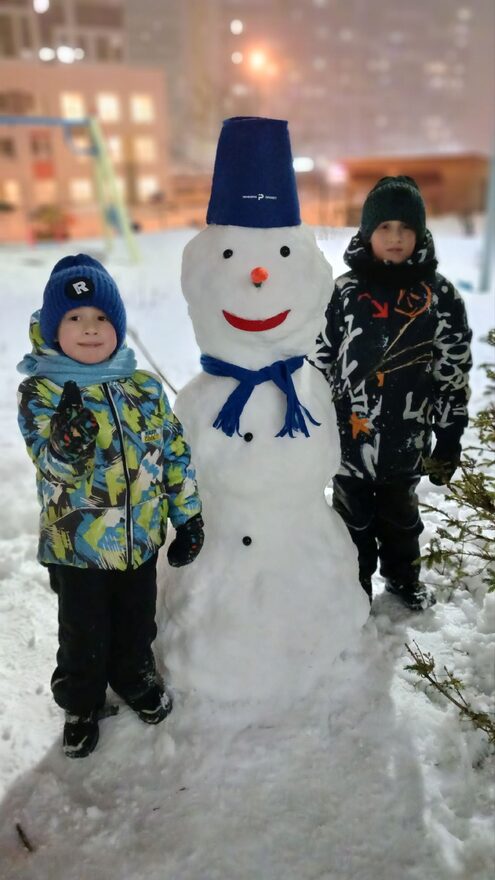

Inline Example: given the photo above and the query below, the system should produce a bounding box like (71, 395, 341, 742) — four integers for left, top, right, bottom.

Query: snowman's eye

(223, 249, 233, 259)
(280, 246, 290, 257)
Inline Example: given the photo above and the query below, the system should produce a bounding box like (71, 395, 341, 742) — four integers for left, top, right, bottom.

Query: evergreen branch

(405, 643, 495, 745)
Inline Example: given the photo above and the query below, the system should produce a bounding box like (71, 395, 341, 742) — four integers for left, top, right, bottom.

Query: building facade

(0, 0, 169, 241)
(0, 0, 492, 237)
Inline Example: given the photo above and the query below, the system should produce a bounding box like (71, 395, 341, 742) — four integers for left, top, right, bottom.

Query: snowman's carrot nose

(250, 266, 269, 286)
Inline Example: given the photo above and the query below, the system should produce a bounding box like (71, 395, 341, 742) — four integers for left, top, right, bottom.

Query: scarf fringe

(201, 354, 320, 439)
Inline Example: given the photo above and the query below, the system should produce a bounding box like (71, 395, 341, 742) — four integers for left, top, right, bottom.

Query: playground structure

(0, 114, 140, 262)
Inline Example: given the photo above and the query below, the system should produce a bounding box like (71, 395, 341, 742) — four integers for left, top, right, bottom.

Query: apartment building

(0, 57, 168, 240)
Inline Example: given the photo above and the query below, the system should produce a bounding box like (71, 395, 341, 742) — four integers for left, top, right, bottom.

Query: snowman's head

(181, 223, 332, 368)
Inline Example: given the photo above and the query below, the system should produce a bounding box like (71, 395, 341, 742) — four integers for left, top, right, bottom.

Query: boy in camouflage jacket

(313, 177, 472, 609)
(18, 254, 204, 757)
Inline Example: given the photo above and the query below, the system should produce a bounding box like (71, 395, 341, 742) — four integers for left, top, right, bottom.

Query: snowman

(160, 117, 369, 704)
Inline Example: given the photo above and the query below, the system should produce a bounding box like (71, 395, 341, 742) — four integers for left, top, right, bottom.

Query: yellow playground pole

(88, 116, 141, 264)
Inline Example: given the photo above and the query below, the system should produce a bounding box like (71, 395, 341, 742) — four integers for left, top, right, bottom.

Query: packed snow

(162, 222, 369, 702)
(0, 226, 493, 880)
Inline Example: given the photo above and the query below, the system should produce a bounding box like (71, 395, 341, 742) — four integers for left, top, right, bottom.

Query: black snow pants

(48, 553, 159, 716)
(332, 475, 424, 586)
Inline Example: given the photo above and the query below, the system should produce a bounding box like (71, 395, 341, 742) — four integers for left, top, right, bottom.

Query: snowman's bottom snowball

(157, 510, 369, 704)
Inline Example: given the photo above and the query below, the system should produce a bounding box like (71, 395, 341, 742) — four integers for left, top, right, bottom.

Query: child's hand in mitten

(167, 513, 204, 567)
(425, 441, 461, 486)
(50, 381, 98, 461)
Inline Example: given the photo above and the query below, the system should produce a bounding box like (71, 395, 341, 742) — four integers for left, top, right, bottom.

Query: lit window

(69, 178, 93, 203)
(97, 93, 120, 122)
(60, 92, 85, 119)
(133, 136, 157, 162)
(137, 175, 159, 202)
(107, 136, 123, 162)
(2, 179, 20, 205)
(130, 94, 155, 123)
(57, 46, 76, 64)
(230, 20, 243, 35)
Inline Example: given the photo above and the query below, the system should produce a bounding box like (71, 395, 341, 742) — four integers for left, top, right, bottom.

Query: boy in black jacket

(314, 176, 472, 609)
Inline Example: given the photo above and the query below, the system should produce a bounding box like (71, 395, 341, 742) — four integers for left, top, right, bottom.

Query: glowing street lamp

(293, 157, 314, 173)
(39, 47, 55, 61)
(243, 48, 279, 114)
(56, 46, 76, 63)
(249, 50, 268, 72)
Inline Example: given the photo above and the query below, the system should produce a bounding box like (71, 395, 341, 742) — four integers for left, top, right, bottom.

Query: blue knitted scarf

(17, 345, 137, 387)
(201, 354, 320, 438)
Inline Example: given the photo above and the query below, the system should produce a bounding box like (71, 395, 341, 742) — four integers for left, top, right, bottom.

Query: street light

(249, 50, 268, 72)
(245, 49, 278, 115)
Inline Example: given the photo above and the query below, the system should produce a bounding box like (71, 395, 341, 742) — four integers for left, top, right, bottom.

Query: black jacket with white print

(313, 230, 472, 481)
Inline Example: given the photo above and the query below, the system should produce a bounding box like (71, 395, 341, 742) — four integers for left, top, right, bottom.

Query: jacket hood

(343, 229, 438, 286)
(27, 309, 60, 358)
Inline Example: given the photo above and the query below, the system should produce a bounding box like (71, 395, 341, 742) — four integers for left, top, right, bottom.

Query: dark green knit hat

(360, 175, 426, 243)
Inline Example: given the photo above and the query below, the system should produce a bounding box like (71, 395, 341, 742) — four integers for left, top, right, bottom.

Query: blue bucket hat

(206, 116, 301, 228)
(39, 254, 126, 348)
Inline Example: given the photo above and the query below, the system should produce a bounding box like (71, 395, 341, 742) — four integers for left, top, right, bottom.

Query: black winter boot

(125, 684, 173, 725)
(385, 579, 436, 611)
(63, 710, 99, 758)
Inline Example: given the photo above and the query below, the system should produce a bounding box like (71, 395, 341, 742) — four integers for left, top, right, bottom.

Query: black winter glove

(50, 381, 99, 462)
(167, 513, 204, 567)
(424, 440, 462, 486)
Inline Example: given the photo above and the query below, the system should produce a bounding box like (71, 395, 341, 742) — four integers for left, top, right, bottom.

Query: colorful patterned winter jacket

(18, 317, 201, 570)
(313, 230, 472, 481)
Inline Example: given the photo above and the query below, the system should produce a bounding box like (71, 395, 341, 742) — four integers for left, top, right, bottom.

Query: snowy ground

(0, 227, 494, 880)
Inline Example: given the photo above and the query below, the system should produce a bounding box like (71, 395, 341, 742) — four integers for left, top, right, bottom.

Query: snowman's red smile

(222, 309, 290, 332)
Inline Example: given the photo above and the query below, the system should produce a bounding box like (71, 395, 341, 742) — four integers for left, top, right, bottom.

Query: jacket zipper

(103, 383, 133, 567)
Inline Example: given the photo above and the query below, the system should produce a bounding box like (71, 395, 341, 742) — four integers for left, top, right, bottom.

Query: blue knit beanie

(39, 254, 126, 348)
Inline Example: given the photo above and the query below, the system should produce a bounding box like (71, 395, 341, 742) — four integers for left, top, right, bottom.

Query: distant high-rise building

(125, 0, 495, 168)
